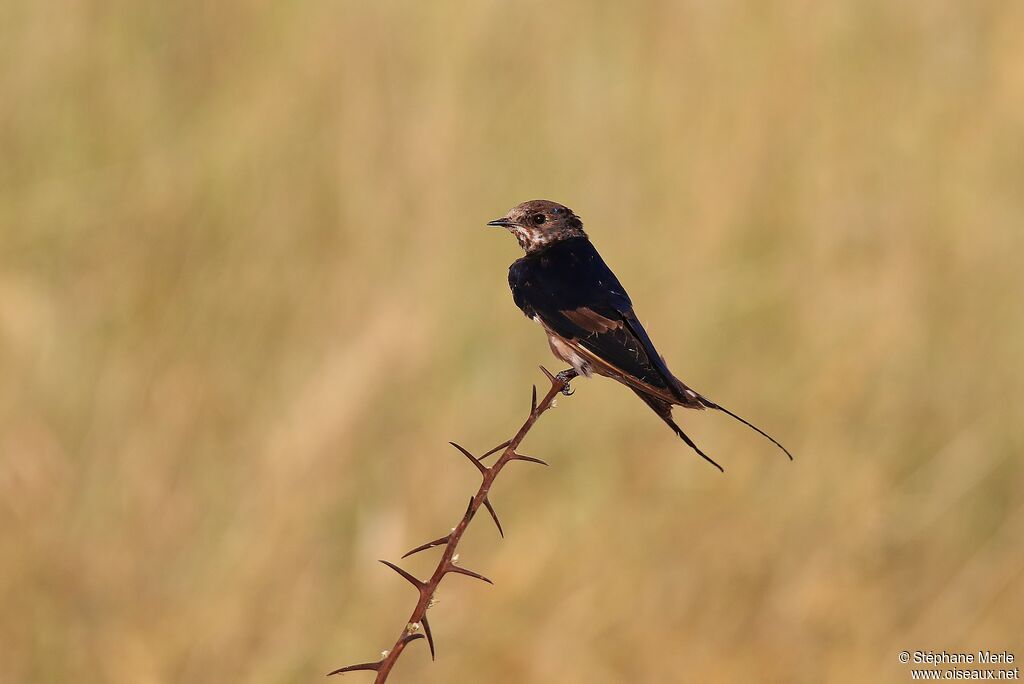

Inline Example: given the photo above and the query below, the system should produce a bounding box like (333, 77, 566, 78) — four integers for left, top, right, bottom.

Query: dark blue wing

(509, 238, 690, 401)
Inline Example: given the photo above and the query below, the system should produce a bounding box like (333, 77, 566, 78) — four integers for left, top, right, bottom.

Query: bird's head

(487, 200, 586, 253)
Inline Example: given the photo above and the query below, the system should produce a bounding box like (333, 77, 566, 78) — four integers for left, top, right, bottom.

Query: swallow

(489, 199, 792, 471)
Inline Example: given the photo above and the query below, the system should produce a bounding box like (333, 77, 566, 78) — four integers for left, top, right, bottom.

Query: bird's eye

(532, 214, 546, 225)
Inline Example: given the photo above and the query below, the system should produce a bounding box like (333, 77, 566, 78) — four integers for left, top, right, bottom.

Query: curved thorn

(480, 439, 512, 461)
(447, 564, 494, 585)
(449, 441, 487, 475)
(482, 497, 504, 538)
(379, 560, 424, 590)
(539, 365, 556, 384)
(401, 534, 451, 559)
(421, 614, 436, 660)
(511, 453, 549, 466)
(464, 496, 475, 521)
(401, 633, 425, 646)
(327, 661, 381, 676)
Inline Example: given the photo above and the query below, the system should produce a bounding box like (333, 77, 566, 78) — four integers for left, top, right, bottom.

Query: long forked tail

(698, 397, 794, 461)
(631, 389, 724, 471)
(666, 415, 724, 472)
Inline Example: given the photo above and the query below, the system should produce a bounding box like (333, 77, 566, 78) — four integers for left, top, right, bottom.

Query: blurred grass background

(2, 1, 1023, 682)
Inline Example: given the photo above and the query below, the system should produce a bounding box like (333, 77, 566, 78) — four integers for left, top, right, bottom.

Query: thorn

(482, 497, 504, 538)
(539, 365, 556, 384)
(449, 441, 487, 475)
(400, 633, 425, 647)
(421, 614, 436, 660)
(531, 385, 538, 413)
(464, 496, 475, 521)
(401, 534, 451, 559)
(447, 564, 494, 585)
(480, 439, 512, 461)
(327, 661, 381, 676)
(510, 453, 549, 466)
(379, 560, 424, 590)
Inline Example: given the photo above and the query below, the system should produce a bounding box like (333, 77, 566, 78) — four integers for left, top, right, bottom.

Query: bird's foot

(555, 369, 578, 396)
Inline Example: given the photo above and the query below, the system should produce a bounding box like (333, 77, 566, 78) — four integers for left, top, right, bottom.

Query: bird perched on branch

(489, 199, 792, 471)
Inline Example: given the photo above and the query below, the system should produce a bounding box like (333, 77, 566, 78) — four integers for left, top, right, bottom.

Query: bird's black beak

(487, 217, 516, 228)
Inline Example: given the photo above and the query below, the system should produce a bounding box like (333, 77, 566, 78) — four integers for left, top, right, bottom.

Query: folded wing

(509, 239, 702, 408)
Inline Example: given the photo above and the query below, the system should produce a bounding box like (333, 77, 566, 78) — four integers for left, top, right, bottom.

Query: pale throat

(512, 227, 553, 252)
(511, 226, 584, 253)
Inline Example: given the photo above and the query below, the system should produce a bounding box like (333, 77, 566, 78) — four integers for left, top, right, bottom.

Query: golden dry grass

(2, 2, 1023, 682)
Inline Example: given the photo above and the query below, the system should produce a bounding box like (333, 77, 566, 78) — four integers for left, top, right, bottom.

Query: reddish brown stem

(329, 367, 572, 682)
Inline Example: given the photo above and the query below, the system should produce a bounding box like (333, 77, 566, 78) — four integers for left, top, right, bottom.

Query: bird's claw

(555, 369, 577, 396)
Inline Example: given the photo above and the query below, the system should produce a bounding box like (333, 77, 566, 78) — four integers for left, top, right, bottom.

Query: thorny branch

(328, 366, 576, 683)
